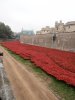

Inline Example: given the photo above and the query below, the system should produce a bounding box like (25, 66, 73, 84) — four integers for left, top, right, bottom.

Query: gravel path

(0, 46, 58, 100)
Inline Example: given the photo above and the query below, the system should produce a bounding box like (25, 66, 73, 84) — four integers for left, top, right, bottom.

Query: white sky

(0, 0, 75, 32)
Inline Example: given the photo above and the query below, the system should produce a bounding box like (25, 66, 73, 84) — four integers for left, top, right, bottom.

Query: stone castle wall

(20, 32, 75, 52)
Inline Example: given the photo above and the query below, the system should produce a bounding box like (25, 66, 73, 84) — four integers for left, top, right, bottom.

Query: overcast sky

(0, 0, 75, 32)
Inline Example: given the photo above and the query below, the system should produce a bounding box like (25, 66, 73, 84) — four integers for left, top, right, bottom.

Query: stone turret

(55, 20, 65, 33)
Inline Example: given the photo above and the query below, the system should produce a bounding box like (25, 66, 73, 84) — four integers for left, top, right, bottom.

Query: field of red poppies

(1, 41, 75, 86)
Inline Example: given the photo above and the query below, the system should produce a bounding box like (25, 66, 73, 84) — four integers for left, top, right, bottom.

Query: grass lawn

(4, 47, 75, 100)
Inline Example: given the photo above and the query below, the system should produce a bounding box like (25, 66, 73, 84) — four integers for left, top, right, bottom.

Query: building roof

(65, 21, 75, 26)
(41, 26, 50, 31)
(21, 30, 34, 35)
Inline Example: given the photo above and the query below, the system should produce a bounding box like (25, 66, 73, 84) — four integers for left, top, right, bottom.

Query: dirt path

(0, 46, 58, 100)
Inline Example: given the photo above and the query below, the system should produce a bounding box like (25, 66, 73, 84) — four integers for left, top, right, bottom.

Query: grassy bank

(4, 47, 75, 100)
